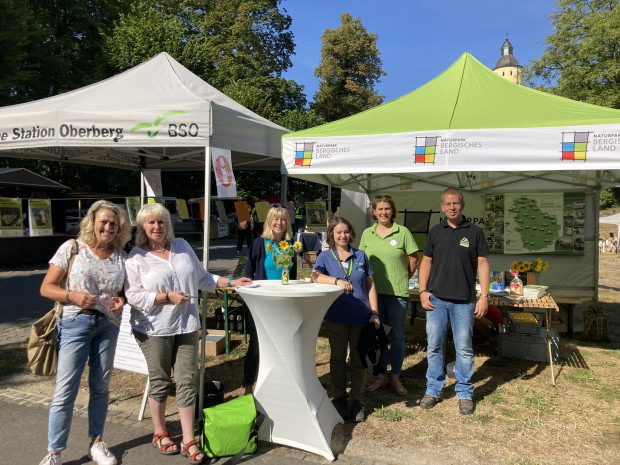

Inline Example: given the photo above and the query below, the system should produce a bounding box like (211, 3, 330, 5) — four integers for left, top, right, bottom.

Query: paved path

(0, 239, 242, 347)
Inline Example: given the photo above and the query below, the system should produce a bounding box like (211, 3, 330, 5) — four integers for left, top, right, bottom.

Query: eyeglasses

(443, 202, 462, 207)
(374, 194, 392, 200)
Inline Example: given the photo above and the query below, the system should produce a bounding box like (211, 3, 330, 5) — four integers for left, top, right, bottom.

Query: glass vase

(281, 269, 289, 285)
(510, 275, 523, 296)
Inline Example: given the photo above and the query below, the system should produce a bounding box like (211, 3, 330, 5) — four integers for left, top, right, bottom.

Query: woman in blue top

(243, 206, 297, 394)
(312, 217, 379, 422)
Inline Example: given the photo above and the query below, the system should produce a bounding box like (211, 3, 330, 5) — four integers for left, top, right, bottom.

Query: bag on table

(201, 394, 264, 464)
(26, 239, 78, 376)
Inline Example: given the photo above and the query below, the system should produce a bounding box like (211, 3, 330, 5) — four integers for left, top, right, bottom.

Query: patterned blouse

(49, 239, 126, 325)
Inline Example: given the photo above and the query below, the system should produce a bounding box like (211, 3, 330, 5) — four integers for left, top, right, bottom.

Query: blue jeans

(425, 295, 475, 400)
(48, 313, 120, 452)
(378, 294, 409, 375)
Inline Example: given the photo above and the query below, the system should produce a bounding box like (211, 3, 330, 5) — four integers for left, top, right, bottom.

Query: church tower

(493, 37, 523, 84)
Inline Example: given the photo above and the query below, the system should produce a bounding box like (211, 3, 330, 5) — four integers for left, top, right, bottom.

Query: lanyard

(330, 248, 353, 281)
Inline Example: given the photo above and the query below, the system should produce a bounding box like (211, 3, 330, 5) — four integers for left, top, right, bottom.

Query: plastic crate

(498, 328, 559, 362)
(508, 311, 542, 335)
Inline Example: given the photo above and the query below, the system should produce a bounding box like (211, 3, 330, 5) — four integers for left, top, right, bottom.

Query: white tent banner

(283, 125, 620, 175)
(143, 169, 163, 197)
(211, 148, 237, 198)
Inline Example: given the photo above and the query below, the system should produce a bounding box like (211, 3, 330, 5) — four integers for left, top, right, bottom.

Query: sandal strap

(153, 431, 177, 451)
(182, 440, 198, 452)
(182, 440, 203, 461)
(153, 431, 171, 441)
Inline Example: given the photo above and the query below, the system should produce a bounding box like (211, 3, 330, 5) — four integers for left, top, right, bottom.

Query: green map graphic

(508, 196, 561, 251)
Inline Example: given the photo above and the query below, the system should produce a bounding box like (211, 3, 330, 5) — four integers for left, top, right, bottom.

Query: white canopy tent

(0, 52, 290, 261)
(0, 52, 290, 416)
(599, 213, 620, 241)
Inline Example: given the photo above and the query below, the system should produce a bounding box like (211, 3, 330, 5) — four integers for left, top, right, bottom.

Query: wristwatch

(480, 294, 490, 298)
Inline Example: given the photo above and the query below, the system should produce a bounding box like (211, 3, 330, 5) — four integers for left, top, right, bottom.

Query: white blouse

(124, 238, 219, 336)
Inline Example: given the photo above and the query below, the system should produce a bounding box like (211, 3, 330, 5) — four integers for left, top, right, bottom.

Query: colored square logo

(561, 132, 589, 161)
(294, 142, 314, 167)
(413, 136, 438, 165)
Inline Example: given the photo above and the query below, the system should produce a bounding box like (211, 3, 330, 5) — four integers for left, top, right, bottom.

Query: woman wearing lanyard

(244, 206, 297, 394)
(359, 194, 419, 397)
(312, 217, 379, 422)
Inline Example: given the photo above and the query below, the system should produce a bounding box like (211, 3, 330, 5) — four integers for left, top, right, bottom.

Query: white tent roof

(0, 52, 289, 171)
(599, 213, 620, 226)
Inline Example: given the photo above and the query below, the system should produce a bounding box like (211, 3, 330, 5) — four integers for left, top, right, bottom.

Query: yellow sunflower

(542, 262, 549, 271)
(279, 240, 290, 251)
(265, 242, 272, 253)
(510, 260, 519, 271)
(518, 263, 527, 272)
(293, 241, 302, 252)
(522, 262, 531, 271)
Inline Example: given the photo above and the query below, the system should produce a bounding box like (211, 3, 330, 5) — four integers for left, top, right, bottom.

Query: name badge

(459, 237, 470, 248)
(390, 239, 397, 246)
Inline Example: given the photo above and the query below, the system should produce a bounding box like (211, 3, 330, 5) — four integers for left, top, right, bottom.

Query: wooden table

(410, 289, 560, 385)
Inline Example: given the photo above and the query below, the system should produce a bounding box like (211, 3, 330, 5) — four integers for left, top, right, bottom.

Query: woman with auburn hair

(39, 200, 132, 465)
(243, 206, 298, 394)
(359, 194, 419, 397)
(124, 203, 251, 464)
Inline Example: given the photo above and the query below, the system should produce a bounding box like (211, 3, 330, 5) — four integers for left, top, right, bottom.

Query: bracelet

(228, 277, 233, 287)
(334, 277, 339, 285)
(371, 311, 379, 315)
(66, 291, 71, 303)
(419, 289, 430, 294)
(165, 292, 170, 302)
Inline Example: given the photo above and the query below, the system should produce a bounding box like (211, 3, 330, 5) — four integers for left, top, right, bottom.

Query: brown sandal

(181, 440, 205, 464)
(152, 431, 179, 455)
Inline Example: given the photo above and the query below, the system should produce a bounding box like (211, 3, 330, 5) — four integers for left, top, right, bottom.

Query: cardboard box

(499, 328, 559, 362)
(302, 251, 318, 269)
(203, 330, 225, 357)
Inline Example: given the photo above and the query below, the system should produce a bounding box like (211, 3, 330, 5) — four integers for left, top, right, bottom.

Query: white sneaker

(88, 441, 117, 465)
(39, 454, 61, 465)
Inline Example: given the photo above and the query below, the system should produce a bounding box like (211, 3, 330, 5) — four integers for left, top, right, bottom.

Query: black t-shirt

(423, 219, 489, 302)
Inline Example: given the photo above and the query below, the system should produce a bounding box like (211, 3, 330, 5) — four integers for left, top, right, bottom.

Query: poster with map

(503, 193, 562, 254)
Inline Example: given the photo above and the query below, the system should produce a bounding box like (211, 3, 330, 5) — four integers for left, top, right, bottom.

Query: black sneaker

(458, 398, 475, 415)
(419, 394, 442, 409)
(350, 400, 365, 422)
(333, 397, 350, 421)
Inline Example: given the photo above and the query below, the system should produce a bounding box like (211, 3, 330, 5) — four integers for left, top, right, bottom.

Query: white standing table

(235, 280, 344, 461)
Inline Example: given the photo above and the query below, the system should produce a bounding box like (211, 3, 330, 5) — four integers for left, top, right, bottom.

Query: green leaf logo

(131, 110, 187, 138)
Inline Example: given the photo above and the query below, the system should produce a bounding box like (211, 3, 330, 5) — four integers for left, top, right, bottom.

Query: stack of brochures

(522, 285, 548, 299)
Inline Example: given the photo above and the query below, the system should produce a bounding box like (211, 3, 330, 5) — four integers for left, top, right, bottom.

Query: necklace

(148, 242, 167, 253)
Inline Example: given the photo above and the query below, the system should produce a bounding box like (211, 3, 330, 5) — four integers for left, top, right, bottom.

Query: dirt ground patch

(1, 257, 619, 465)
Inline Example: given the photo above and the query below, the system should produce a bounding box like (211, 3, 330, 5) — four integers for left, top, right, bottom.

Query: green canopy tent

(281, 52, 620, 312)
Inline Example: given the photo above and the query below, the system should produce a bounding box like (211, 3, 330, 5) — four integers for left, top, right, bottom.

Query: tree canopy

(526, 0, 620, 109)
(312, 13, 386, 122)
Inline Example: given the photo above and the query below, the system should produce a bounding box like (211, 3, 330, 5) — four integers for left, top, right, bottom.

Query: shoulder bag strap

(222, 411, 265, 465)
(54, 239, 79, 318)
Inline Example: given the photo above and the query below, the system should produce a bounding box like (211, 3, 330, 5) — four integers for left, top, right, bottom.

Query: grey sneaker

(458, 398, 475, 415)
(88, 441, 117, 465)
(39, 454, 61, 465)
(419, 393, 442, 409)
(333, 396, 350, 421)
(350, 400, 365, 422)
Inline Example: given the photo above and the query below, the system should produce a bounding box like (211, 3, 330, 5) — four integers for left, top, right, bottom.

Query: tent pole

(140, 171, 145, 206)
(594, 189, 600, 302)
(199, 144, 212, 431)
(327, 184, 332, 222)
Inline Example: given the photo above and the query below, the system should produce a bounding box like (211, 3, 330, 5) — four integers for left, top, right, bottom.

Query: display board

(113, 306, 149, 376)
(28, 199, 53, 236)
(0, 198, 23, 237)
(484, 192, 585, 255)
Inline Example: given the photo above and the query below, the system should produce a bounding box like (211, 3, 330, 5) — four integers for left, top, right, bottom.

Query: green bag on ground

(201, 394, 263, 462)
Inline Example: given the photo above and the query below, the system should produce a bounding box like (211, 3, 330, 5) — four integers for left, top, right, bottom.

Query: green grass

(498, 407, 518, 421)
(371, 406, 416, 422)
(566, 368, 597, 383)
(517, 386, 555, 413)
(469, 413, 492, 423)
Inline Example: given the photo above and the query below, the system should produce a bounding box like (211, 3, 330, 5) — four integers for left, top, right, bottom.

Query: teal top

(264, 239, 292, 279)
(359, 222, 419, 297)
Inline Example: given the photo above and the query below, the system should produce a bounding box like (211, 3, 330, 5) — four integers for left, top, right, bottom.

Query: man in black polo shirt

(418, 187, 489, 415)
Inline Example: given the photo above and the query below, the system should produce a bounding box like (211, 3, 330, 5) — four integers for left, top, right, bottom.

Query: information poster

(306, 201, 327, 227)
(28, 199, 53, 236)
(254, 201, 271, 222)
(113, 306, 149, 375)
(215, 200, 227, 221)
(176, 199, 189, 219)
(126, 197, 140, 225)
(234, 201, 251, 222)
(0, 197, 24, 237)
(485, 192, 585, 255)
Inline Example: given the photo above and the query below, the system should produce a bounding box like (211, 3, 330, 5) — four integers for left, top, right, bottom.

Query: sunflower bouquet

(510, 257, 549, 274)
(266, 240, 303, 270)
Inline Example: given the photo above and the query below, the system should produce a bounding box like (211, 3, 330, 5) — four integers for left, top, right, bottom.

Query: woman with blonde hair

(39, 200, 131, 465)
(243, 206, 298, 393)
(124, 203, 251, 464)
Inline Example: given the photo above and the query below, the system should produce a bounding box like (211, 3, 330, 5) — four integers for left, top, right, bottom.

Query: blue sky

(281, 0, 557, 103)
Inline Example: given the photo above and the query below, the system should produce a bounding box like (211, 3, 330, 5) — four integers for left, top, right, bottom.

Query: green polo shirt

(359, 222, 419, 297)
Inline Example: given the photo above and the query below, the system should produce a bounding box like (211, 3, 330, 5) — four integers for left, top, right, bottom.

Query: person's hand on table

(232, 277, 253, 287)
(336, 278, 353, 294)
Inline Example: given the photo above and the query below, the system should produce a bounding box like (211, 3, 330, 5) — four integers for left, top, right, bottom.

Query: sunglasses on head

(374, 194, 392, 200)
